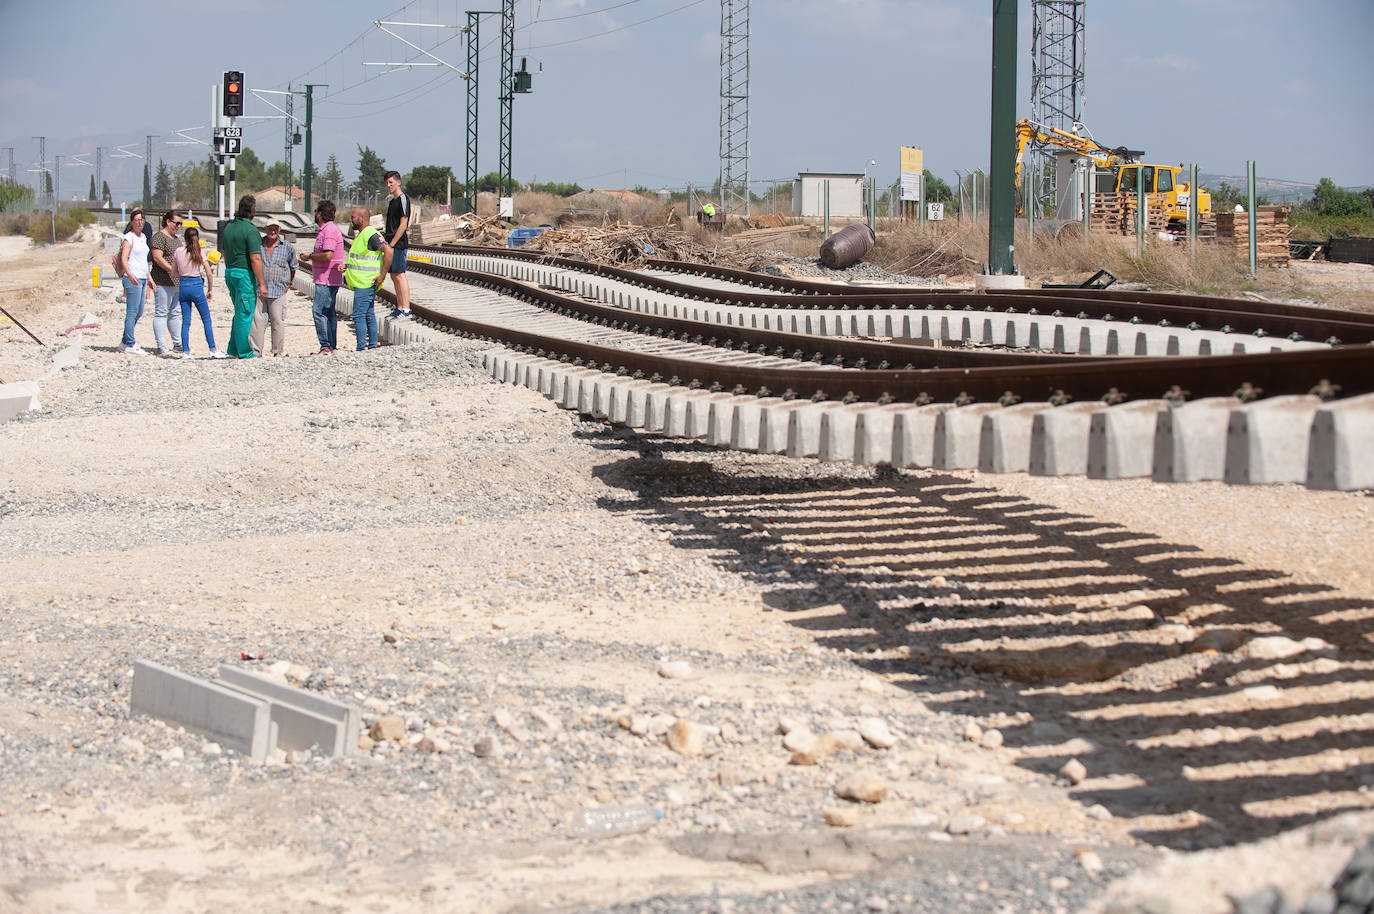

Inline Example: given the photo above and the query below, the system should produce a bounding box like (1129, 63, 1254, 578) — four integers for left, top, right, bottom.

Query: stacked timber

(409, 219, 459, 245)
(1090, 193, 1168, 235)
(416, 213, 511, 246)
(745, 213, 789, 229)
(1214, 206, 1291, 267)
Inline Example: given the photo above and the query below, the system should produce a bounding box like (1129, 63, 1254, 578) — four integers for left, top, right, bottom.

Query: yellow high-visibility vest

(345, 227, 383, 289)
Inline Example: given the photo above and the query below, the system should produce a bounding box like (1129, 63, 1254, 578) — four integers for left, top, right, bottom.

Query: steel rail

(406, 260, 1092, 371)
(405, 259, 1374, 405)
(409, 243, 1374, 344)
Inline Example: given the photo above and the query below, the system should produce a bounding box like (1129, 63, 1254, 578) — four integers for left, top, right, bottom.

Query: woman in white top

(118, 210, 153, 354)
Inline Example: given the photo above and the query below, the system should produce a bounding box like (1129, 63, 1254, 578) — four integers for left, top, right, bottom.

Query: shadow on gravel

(587, 428, 1374, 852)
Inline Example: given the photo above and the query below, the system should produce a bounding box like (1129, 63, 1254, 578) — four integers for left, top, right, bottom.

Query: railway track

(135, 211, 1372, 490)
(312, 243, 1374, 491)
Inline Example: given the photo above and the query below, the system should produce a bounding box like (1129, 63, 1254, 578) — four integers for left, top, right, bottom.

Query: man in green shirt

(220, 195, 268, 359)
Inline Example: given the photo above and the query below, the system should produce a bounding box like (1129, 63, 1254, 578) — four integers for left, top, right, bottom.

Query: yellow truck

(1014, 118, 1211, 233)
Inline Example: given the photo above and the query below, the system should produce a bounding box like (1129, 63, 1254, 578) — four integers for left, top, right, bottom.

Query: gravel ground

(752, 252, 955, 287)
(1, 235, 1373, 914)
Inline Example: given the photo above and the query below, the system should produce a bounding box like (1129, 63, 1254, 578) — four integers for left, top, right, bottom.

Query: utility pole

(465, 11, 492, 215)
(986, 0, 1018, 278)
(303, 84, 322, 217)
(145, 135, 157, 207)
(51, 153, 62, 242)
(284, 85, 295, 208)
(718, 0, 750, 218)
(33, 136, 46, 204)
(1029, 0, 1086, 221)
(498, 0, 515, 203)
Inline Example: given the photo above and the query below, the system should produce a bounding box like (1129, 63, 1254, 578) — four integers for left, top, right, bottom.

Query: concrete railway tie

(481, 346, 1374, 491)
(431, 250, 1326, 358)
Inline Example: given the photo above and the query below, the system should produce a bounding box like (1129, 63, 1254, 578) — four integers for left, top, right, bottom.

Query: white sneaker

(124, 344, 148, 355)
(180, 353, 194, 360)
(209, 350, 227, 359)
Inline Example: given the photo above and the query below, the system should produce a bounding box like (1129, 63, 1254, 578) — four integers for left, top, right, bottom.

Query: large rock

(835, 774, 888, 803)
(667, 720, 708, 757)
(369, 716, 406, 741)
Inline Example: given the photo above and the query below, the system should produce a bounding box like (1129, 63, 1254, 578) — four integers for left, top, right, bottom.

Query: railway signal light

(223, 71, 244, 117)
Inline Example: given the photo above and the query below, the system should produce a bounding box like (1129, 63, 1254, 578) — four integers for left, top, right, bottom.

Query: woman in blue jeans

(118, 210, 153, 354)
(172, 227, 226, 358)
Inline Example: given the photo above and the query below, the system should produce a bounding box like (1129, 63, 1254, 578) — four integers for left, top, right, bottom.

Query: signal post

(216, 71, 244, 226)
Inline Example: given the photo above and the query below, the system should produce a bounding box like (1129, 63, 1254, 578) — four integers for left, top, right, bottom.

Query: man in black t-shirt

(384, 170, 412, 319)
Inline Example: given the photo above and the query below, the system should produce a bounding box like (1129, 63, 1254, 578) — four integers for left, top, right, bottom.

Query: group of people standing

(307, 170, 413, 354)
(117, 210, 223, 358)
(115, 169, 414, 358)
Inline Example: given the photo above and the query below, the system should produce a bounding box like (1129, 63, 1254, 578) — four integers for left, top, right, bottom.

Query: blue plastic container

(507, 226, 551, 248)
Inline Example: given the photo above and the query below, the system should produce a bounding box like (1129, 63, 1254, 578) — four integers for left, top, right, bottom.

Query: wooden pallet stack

(1213, 206, 1291, 267)
(1089, 193, 1168, 235)
(409, 219, 459, 245)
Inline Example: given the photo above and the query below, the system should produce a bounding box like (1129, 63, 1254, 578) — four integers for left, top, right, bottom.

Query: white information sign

(899, 173, 922, 202)
(927, 202, 945, 221)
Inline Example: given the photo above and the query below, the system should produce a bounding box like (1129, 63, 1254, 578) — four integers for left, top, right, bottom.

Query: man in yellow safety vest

(345, 205, 392, 351)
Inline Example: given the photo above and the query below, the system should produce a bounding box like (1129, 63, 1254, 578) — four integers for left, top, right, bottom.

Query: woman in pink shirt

(308, 199, 347, 354)
(173, 226, 226, 359)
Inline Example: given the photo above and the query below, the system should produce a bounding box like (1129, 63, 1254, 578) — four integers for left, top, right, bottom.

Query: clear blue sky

(1, 0, 1370, 205)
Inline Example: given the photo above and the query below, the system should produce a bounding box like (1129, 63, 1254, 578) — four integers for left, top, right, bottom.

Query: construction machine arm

(1014, 118, 1130, 186)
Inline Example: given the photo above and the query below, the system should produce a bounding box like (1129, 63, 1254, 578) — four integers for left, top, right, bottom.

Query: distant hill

(1196, 174, 1372, 205)
(1198, 173, 1316, 205)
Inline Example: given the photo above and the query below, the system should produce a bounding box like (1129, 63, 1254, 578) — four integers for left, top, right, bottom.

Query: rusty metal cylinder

(818, 223, 876, 269)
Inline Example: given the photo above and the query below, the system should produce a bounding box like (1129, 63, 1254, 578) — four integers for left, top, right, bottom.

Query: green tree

(405, 164, 456, 201)
(475, 170, 507, 194)
(45, 171, 53, 195)
(101, 180, 111, 204)
(924, 170, 954, 204)
(355, 145, 387, 195)
(141, 164, 149, 207)
(154, 159, 173, 207)
(88, 174, 96, 201)
(173, 162, 213, 209)
(1312, 177, 1371, 217)
(266, 160, 291, 189)
(226, 147, 267, 193)
(321, 154, 344, 200)
(1210, 180, 1271, 210)
(526, 180, 583, 197)
(0, 180, 34, 211)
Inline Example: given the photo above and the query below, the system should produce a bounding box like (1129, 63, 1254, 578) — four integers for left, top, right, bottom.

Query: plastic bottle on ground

(571, 803, 663, 838)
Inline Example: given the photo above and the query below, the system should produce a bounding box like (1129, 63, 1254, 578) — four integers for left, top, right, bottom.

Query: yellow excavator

(1014, 118, 1211, 234)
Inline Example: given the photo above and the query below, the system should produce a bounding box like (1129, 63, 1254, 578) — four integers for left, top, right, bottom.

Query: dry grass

(495, 200, 1374, 311)
(513, 191, 566, 227)
(868, 219, 1256, 292)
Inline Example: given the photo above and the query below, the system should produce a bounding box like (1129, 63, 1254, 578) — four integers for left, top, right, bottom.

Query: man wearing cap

(249, 220, 298, 357)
